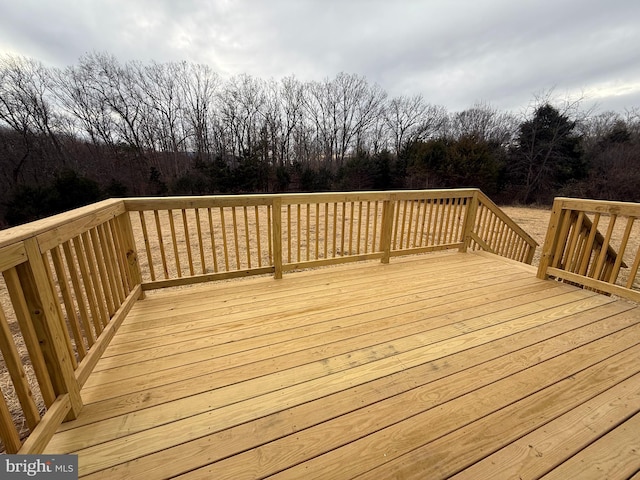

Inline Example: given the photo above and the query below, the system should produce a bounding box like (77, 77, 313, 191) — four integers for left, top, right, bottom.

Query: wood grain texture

(32, 251, 640, 479)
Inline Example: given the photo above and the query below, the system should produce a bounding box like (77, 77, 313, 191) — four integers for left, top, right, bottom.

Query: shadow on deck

(45, 251, 640, 479)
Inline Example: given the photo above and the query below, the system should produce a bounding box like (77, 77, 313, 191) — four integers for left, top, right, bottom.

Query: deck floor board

(43, 251, 640, 479)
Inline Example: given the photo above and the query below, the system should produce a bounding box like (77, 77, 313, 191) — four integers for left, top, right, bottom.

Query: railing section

(466, 192, 537, 263)
(126, 189, 538, 288)
(538, 197, 640, 302)
(0, 200, 142, 453)
(125, 196, 275, 289)
(0, 188, 537, 454)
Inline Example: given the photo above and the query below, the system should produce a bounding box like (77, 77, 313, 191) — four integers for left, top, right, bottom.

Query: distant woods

(1, 53, 639, 226)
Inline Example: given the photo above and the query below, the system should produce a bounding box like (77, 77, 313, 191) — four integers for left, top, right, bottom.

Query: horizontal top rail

(0, 199, 125, 250)
(552, 197, 640, 217)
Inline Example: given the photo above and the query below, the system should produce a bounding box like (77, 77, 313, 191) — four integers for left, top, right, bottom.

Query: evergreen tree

(508, 104, 585, 203)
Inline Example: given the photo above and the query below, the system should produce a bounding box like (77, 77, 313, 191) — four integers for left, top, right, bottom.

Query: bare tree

(384, 95, 446, 154)
(0, 55, 65, 184)
(449, 101, 517, 145)
(274, 76, 305, 166)
(53, 62, 117, 153)
(302, 73, 387, 168)
(178, 62, 220, 161)
(217, 74, 267, 163)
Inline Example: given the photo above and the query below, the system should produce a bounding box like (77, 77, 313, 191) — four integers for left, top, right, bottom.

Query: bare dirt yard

(500, 205, 552, 266)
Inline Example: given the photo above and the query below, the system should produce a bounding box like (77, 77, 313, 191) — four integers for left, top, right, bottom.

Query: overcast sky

(1, 0, 639, 114)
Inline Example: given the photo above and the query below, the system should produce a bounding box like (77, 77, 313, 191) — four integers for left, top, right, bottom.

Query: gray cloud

(1, 0, 639, 113)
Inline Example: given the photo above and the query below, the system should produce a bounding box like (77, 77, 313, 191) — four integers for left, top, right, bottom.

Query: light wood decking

(44, 251, 640, 479)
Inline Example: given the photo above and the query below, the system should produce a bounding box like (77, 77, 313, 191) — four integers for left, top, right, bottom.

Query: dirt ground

(499, 205, 552, 266)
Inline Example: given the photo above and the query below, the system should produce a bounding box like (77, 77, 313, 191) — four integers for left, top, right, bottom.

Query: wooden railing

(538, 197, 640, 303)
(0, 199, 142, 454)
(125, 189, 538, 289)
(0, 188, 537, 454)
(466, 192, 537, 264)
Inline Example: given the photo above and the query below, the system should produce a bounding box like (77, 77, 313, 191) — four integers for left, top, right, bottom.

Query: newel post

(380, 194, 396, 264)
(272, 197, 283, 279)
(460, 191, 480, 253)
(537, 198, 564, 280)
(116, 211, 144, 299)
(19, 238, 82, 420)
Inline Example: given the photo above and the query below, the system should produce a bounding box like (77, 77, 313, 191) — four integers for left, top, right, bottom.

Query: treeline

(1, 53, 639, 227)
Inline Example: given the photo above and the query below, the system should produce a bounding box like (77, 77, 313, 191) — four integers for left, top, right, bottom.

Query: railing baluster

(348, 202, 355, 255)
(244, 206, 251, 269)
(138, 211, 155, 281)
(153, 210, 168, 279)
(593, 214, 617, 280)
(0, 388, 22, 453)
(358, 201, 363, 253)
(182, 209, 195, 276)
(324, 203, 329, 259)
(168, 209, 182, 277)
(287, 205, 292, 263)
(89, 228, 114, 318)
(255, 206, 263, 268)
(609, 217, 634, 283)
(72, 236, 102, 334)
(207, 208, 219, 273)
(97, 224, 122, 307)
(195, 208, 206, 274)
(267, 204, 273, 265)
(108, 219, 131, 295)
(61, 242, 94, 347)
(364, 201, 371, 254)
(315, 203, 320, 260)
(372, 201, 379, 252)
(626, 245, 640, 289)
(272, 198, 282, 279)
(444, 198, 454, 244)
(80, 232, 108, 329)
(49, 246, 85, 361)
(332, 203, 337, 257)
(306, 204, 311, 261)
(219, 207, 229, 271)
(0, 304, 41, 430)
(231, 207, 240, 270)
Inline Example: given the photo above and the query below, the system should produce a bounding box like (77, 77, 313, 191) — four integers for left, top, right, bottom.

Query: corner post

(537, 198, 564, 279)
(460, 190, 480, 253)
(117, 211, 145, 299)
(272, 197, 283, 279)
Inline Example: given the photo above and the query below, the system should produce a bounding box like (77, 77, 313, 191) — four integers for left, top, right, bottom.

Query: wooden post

(272, 197, 283, 279)
(19, 238, 82, 420)
(380, 195, 395, 264)
(117, 212, 145, 299)
(537, 198, 564, 280)
(460, 191, 479, 253)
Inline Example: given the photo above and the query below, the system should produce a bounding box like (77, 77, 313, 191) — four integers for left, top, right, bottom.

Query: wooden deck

(43, 250, 640, 479)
